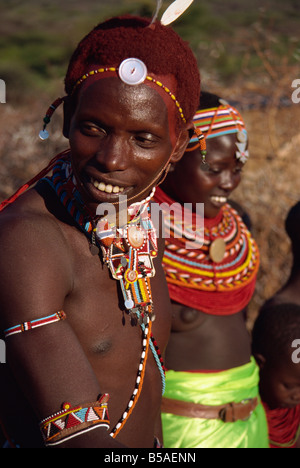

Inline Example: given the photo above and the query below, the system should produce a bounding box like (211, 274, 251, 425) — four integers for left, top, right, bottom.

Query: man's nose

(95, 135, 129, 172)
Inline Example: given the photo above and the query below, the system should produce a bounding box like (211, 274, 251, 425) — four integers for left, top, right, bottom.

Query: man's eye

(80, 123, 107, 136)
(134, 134, 157, 147)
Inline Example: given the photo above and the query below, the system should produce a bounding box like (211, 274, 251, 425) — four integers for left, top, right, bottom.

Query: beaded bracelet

(40, 393, 110, 447)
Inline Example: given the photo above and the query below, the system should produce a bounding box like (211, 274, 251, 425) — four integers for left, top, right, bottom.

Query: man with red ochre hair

(0, 15, 200, 448)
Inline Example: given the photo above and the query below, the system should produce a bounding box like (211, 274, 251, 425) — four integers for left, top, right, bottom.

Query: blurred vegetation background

(0, 0, 300, 324)
(0, 0, 299, 102)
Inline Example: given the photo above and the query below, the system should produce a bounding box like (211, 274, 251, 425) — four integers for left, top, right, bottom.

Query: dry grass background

(234, 103, 300, 328)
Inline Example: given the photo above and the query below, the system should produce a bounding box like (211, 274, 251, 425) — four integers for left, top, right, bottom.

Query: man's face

(68, 77, 175, 212)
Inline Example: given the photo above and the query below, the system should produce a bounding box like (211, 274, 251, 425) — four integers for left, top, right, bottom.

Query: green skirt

(162, 357, 269, 448)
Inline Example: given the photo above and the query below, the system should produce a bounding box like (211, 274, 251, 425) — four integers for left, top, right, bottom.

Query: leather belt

(161, 397, 258, 423)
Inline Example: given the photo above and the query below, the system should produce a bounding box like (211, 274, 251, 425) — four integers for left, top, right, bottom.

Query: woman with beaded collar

(154, 91, 269, 448)
(0, 13, 200, 448)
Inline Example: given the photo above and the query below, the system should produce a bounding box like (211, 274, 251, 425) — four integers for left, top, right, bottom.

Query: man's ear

(169, 123, 194, 165)
(63, 96, 75, 139)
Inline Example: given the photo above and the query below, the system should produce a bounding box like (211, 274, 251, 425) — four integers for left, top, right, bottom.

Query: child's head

(252, 303, 300, 409)
(285, 201, 300, 264)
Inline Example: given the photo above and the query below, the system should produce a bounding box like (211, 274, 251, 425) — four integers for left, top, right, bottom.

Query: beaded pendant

(95, 200, 158, 325)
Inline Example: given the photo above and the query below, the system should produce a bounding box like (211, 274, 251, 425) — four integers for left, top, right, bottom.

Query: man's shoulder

(0, 188, 74, 269)
(0, 189, 74, 330)
(0, 188, 63, 240)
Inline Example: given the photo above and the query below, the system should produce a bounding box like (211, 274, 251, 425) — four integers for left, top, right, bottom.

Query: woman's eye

(233, 167, 243, 174)
(208, 167, 221, 175)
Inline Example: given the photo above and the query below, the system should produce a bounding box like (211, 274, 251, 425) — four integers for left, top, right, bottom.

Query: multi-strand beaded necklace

(41, 153, 166, 436)
(154, 186, 260, 316)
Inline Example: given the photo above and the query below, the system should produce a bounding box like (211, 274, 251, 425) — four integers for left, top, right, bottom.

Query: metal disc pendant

(39, 129, 49, 140)
(209, 238, 226, 263)
(125, 299, 135, 310)
(127, 226, 145, 249)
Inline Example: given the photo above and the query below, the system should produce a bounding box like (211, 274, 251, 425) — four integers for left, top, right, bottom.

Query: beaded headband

(186, 99, 248, 163)
(39, 57, 206, 160)
(39, 59, 187, 141)
(39, 58, 186, 140)
(72, 61, 186, 123)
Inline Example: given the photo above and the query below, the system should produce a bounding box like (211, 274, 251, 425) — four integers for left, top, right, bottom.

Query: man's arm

(0, 212, 124, 447)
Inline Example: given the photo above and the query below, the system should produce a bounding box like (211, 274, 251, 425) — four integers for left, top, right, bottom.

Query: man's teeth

(211, 196, 227, 203)
(91, 178, 125, 194)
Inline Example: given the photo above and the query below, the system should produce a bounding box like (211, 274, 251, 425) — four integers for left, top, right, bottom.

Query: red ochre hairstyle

(64, 15, 200, 128)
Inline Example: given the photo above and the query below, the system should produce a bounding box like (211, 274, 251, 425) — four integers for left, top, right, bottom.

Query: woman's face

(67, 77, 185, 213)
(167, 134, 245, 218)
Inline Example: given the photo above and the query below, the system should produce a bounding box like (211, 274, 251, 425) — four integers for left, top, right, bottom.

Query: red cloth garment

(263, 403, 300, 448)
(154, 187, 260, 315)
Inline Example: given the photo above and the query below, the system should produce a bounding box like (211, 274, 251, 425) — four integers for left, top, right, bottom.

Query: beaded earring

(194, 126, 207, 164)
(39, 97, 64, 140)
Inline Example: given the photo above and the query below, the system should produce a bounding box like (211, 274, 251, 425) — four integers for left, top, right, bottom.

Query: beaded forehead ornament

(186, 98, 249, 164)
(39, 59, 206, 158)
(70, 61, 186, 122)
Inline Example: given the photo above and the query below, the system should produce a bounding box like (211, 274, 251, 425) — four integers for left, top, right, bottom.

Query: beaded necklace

(154, 186, 260, 316)
(42, 155, 166, 435)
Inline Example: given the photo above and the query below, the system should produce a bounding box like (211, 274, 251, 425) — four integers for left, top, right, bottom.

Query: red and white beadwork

(4, 311, 66, 339)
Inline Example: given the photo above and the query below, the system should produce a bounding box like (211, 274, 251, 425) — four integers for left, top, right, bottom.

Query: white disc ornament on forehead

(118, 58, 148, 86)
(161, 0, 195, 26)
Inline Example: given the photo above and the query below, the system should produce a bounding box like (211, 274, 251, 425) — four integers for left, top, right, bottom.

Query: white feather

(161, 0, 194, 26)
(151, 0, 163, 25)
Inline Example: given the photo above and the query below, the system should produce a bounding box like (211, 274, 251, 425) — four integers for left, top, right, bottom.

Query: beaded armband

(40, 394, 110, 447)
(4, 311, 67, 339)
